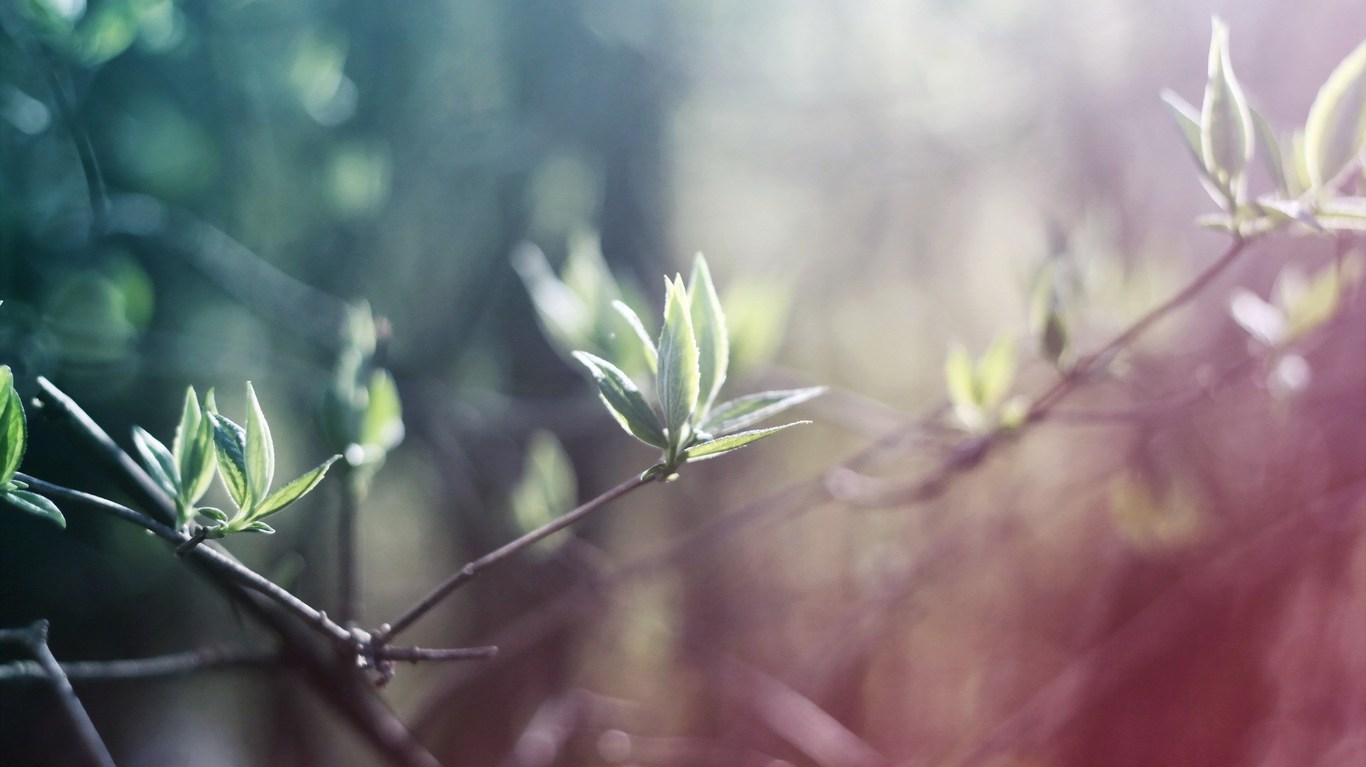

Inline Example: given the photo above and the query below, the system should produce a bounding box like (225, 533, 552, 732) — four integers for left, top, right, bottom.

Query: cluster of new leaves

(320, 301, 404, 491)
(944, 335, 1027, 434)
(565, 255, 822, 476)
(1163, 20, 1366, 233)
(0, 366, 63, 528)
(135, 384, 339, 538)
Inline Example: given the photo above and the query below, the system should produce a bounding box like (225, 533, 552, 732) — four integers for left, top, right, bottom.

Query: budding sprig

(571, 254, 822, 479)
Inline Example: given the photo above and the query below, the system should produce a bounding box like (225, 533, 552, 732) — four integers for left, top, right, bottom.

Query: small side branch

(375, 471, 658, 644)
(0, 621, 117, 767)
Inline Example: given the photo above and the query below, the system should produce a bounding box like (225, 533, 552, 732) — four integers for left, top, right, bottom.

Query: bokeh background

(2, 0, 1365, 765)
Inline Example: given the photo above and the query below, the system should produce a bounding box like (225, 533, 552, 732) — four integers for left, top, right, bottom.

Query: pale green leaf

(208, 412, 252, 511)
(611, 300, 658, 375)
(1162, 89, 1231, 207)
(253, 455, 340, 519)
(131, 426, 178, 498)
(1200, 18, 1254, 198)
(572, 352, 667, 448)
(945, 343, 977, 412)
(701, 387, 826, 437)
(3, 489, 64, 528)
(243, 382, 275, 502)
(656, 275, 700, 452)
(1304, 39, 1366, 189)
(682, 421, 810, 462)
(975, 333, 1018, 410)
(1250, 107, 1290, 196)
(360, 369, 404, 452)
(244, 521, 276, 534)
(1161, 89, 1205, 167)
(172, 388, 217, 508)
(512, 243, 593, 355)
(688, 254, 729, 418)
(0, 368, 25, 487)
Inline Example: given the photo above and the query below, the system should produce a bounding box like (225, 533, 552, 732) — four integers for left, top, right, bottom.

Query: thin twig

(0, 621, 117, 767)
(375, 471, 659, 644)
(0, 647, 281, 683)
(17, 474, 355, 647)
(377, 646, 499, 663)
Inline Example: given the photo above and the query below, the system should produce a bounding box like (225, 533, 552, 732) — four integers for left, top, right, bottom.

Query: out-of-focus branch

(0, 621, 117, 767)
(0, 647, 281, 683)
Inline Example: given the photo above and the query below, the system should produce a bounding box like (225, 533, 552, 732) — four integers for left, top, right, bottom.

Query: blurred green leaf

(3, 489, 64, 529)
(1304, 40, 1366, 189)
(612, 300, 658, 374)
(656, 275, 700, 454)
(1200, 18, 1254, 203)
(359, 369, 404, 454)
(572, 351, 667, 448)
(510, 430, 576, 547)
(975, 333, 1018, 410)
(1250, 107, 1291, 197)
(688, 254, 729, 418)
(945, 343, 979, 421)
(701, 387, 825, 437)
(682, 421, 810, 462)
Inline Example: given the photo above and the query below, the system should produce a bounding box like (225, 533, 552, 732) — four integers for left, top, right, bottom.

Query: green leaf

(611, 300, 658, 374)
(656, 275, 700, 452)
(510, 430, 576, 546)
(243, 382, 275, 503)
(1200, 18, 1254, 201)
(688, 254, 729, 418)
(359, 369, 404, 452)
(945, 343, 978, 411)
(572, 352, 668, 448)
(0, 368, 26, 487)
(975, 333, 1018, 410)
(252, 455, 340, 519)
(197, 507, 229, 523)
(1161, 89, 1205, 167)
(1304, 40, 1366, 189)
(3, 489, 64, 529)
(208, 412, 252, 511)
(1250, 107, 1290, 197)
(512, 243, 593, 355)
(243, 521, 276, 534)
(173, 387, 216, 507)
(681, 421, 810, 462)
(131, 426, 178, 498)
(701, 387, 826, 436)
